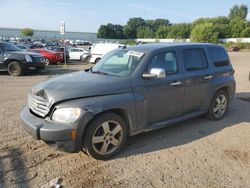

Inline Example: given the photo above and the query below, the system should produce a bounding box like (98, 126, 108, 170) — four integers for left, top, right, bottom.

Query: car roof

(126, 42, 222, 53)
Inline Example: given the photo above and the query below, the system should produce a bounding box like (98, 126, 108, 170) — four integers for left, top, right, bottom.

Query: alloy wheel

(91, 120, 123, 155)
(213, 94, 227, 118)
(9, 63, 20, 75)
(44, 58, 50, 66)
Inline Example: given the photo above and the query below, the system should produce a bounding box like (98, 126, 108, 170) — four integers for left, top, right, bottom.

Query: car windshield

(91, 49, 144, 77)
(2, 43, 21, 51)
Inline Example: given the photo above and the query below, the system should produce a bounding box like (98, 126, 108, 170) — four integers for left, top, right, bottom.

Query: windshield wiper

(91, 70, 109, 75)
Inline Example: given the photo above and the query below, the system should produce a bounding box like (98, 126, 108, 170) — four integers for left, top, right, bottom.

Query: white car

(68, 48, 90, 61)
(90, 43, 124, 63)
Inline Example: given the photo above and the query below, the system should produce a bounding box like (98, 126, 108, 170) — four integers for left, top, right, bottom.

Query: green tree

(229, 18, 247, 38)
(156, 25, 170, 38)
(137, 27, 155, 38)
(192, 18, 210, 28)
(111, 24, 124, 39)
(123, 17, 146, 39)
(146, 19, 170, 33)
(211, 17, 230, 38)
(21, 28, 34, 37)
(167, 23, 192, 39)
(97, 25, 109, 38)
(192, 17, 230, 38)
(229, 4, 248, 20)
(240, 26, 250, 37)
(191, 23, 218, 43)
(97, 23, 124, 39)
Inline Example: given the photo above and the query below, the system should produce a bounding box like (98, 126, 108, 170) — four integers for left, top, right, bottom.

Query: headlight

(52, 108, 82, 123)
(25, 55, 33, 62)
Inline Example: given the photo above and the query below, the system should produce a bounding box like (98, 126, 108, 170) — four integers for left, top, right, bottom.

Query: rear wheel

(7, 61, 23, 76)
(207, 90, 228, 120)
(83, 113, 128, 159)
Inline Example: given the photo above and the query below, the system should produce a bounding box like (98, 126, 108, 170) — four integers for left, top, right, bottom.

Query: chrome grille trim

(28, 94, 48, 117)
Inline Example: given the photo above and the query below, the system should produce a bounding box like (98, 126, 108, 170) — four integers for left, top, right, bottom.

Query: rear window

(183, 49, 208, 71)
(209, 47, 230, 67)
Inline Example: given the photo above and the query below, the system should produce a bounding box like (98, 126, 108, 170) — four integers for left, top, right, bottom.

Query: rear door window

(183, 49, 208, 71)
(209, 47, 229, 67)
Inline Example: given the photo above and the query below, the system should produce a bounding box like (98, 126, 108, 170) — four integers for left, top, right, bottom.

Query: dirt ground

(0, 53, 249, 188)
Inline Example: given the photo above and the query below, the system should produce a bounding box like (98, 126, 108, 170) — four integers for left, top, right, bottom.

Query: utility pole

(60, 21, 67, 66)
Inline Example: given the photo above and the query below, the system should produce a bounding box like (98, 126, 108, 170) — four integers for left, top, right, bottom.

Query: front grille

(28, 94, 48, 117)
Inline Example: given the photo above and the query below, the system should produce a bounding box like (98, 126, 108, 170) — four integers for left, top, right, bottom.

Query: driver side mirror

(142, 68, 166, 79)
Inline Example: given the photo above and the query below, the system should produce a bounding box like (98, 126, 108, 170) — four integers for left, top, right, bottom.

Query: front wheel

(207, 90, 229, 120)
(83, 113, 128, 159)
(7, 61, 23, 76)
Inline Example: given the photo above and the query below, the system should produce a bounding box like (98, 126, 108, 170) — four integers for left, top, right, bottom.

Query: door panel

(182, 48, 213, 113)
(183, 70, 213, 113)
(142, 51, 184, 124)
(70, 52, 77, 59)
(144, 75, 184, 124)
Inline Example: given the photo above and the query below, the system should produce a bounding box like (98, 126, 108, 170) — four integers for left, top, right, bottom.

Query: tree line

(97, 4, 250, 43)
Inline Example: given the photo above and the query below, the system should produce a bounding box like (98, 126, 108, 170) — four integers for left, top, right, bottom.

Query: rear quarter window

(209, 47, 230, 67)
(183, 49, 208, 71)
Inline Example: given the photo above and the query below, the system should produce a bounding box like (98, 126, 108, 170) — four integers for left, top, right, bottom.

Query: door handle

(204, 75, 213, 80)
(170, 81, 182, 86)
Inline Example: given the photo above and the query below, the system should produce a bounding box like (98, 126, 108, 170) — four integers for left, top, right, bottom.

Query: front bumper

(22, 62, 46, 69)
(20, 105, 93, 152)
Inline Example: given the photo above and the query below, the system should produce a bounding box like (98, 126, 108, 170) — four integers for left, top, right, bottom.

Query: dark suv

(0, 42, 46, 76)
(20, 43, 236, 159)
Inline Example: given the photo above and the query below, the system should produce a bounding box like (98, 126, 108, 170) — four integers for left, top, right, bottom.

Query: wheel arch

(83, 108, 132, 139)
(214, 86, 231, 98)
(94, 57, 101, 64)
(4, 59, 21, 67)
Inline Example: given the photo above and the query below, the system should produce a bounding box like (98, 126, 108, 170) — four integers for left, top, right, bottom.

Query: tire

(95, 58, 101, 64)
(7, 61, 23, 76)
(207, 90, 229, 121)
(83, 113, 128, 160)
(44, 58, 50, 66)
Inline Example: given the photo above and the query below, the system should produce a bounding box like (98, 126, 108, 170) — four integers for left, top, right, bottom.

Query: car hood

(31, 71, 133, 105)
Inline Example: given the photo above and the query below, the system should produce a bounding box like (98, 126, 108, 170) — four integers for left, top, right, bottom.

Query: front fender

(54, 93, 137, 135)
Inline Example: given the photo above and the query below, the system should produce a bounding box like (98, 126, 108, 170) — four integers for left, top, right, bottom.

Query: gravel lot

(0, 53, 250, 188)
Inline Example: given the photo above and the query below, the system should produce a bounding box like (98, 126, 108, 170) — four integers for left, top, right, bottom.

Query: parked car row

(14, 43, 91, 64)
(16, 44, 90, 63)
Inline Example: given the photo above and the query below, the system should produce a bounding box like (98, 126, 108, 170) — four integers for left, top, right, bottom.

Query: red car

(27, 49, 63, 65)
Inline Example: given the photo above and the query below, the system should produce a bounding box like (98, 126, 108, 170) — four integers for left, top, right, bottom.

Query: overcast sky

(0, 0, 249, 32)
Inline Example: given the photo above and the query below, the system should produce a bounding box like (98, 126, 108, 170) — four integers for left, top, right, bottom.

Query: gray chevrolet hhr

(20, 43, 236, 159)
